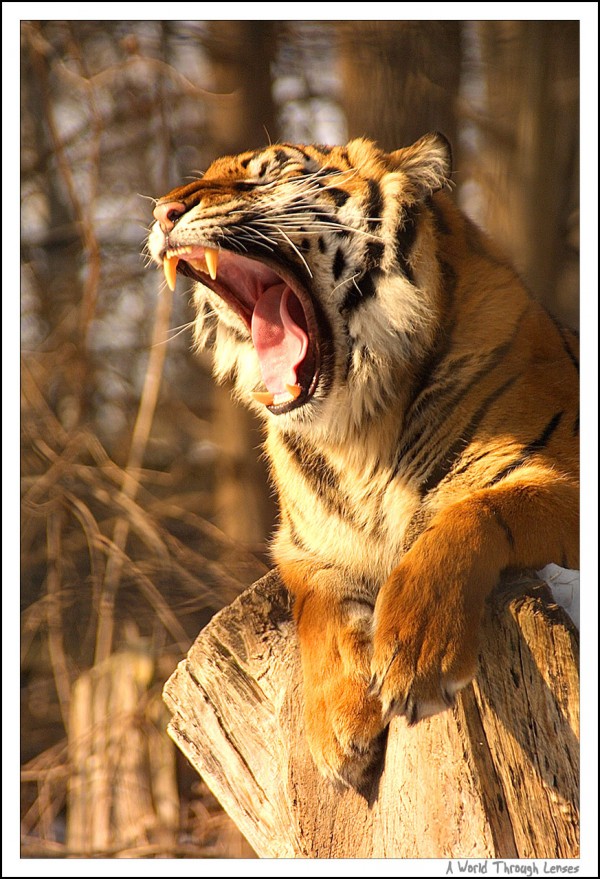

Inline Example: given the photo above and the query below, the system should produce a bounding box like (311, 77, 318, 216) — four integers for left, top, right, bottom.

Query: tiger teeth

(273, 387, 301, 404)
(251, 391, 275, 406)
(163, 247, 217, 285)
(251, 385, 302, 408)
(163, 255, 179, 291)
(285, 383, 302, 400)
(205, 247, 219, 280)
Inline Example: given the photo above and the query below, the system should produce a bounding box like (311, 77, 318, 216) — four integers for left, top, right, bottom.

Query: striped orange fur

(148, 134, 579, 786)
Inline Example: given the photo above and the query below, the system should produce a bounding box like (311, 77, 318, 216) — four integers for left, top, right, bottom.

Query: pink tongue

(251, 284, 308, 394)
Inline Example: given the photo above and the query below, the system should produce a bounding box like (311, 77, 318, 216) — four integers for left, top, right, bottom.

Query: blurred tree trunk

(475, 21, 579, 328)
(204, 21, 278, 153)
(337, 22, 462, 153)
(22, 24, 88, 427)
(203, 22, 279, 550)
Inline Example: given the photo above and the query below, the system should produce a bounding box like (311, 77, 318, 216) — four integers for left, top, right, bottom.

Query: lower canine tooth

(252, 391, 275, 406)
(285, 384, 302, 400)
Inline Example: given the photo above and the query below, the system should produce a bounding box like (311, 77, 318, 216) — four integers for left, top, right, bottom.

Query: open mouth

(160, 244, 323, 414)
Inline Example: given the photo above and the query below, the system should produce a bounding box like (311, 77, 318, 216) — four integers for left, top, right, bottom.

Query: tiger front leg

(370, 478, 579, 724)
(280, 562, 385, 788)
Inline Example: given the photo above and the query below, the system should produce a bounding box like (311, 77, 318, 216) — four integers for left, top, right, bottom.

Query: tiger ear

(388, 132, 452, 197)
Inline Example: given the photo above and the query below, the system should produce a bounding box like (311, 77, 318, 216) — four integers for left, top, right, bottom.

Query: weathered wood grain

(163, 570, 579, 859)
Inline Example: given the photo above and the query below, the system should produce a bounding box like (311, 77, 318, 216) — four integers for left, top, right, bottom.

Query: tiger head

(147, 134, 452, 437)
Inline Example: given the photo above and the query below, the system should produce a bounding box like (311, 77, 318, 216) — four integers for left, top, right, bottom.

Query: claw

(367, 675, 381, 699)
(369, 644, 401, 699)
(442, 687, 456, 708)
(406, 695, 419, 726)
(381, 692, 409, 726)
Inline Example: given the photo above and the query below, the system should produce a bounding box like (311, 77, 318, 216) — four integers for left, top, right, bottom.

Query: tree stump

(163, 569, 579, 859)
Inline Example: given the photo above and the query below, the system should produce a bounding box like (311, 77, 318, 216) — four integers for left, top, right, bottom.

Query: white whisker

(164, 320, 197, 342)
(271, 224, 313, 278)
(332, 272, 361, 295)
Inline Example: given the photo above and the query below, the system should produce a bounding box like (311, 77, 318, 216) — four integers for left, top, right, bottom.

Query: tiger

(147, 133, 579, 787)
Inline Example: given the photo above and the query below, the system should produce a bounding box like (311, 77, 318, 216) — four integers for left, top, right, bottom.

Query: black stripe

(407, 308, 523, 421)
(450, 446, 505, 482)
(317, 236, 327, 254)
(487, 503, 516, 551)
(549, 312, 579, 375)
(528, 410, 564, 452)
(427, 196, 451, 236)
(365, 178, 383, 226)
(485, 411, 564, 486)
(397, 333, 521, 476)
(274, 147, 291, 165)
(486, 454, 533, 488)
(286, 513, 313, 555)
(340, 269, 379, 313)
(281, 433, 348, 520)
(293, 144, 316, 162)
(365, 240, 385, 268)
(315, 165, 344, 177)
(404, 260, 457, 410)
(333, 246, 346, 281)
(326, 187, 351, 207)
(394, 207, 418, 283)
(293, 589, 313, 627)
(418, 374, 519, 495)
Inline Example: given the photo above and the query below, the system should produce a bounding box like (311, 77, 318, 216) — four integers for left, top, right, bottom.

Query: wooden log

(163, 569, 579, 859)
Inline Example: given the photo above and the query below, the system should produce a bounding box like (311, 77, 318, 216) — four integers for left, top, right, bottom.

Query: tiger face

(147, 134, 452, 437)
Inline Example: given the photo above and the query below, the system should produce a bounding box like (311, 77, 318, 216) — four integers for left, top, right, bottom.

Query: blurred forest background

(20, 19, 579, 859)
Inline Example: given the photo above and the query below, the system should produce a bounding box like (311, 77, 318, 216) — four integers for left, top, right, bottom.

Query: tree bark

(474, 21, 579, 329)
(338, 21, 462, 153)
(163, 570, 579, 859)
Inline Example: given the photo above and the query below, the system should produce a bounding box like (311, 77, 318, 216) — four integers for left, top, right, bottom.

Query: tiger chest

(267, 430, 421, 586)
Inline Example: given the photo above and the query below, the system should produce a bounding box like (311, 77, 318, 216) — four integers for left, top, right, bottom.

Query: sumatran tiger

(147, 134, 579, 787)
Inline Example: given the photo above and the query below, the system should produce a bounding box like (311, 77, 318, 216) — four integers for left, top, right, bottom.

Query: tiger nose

(153, 200, 187, 232)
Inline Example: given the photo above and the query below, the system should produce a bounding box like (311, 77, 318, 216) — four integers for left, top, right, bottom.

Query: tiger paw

(369, 560, 483, 725)
(303, 674, 385, 788)
(295, 589, 385, 786)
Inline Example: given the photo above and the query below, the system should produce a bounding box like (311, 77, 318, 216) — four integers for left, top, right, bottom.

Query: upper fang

(205, 248, 219, 280)
(163, 255, 179, 291)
